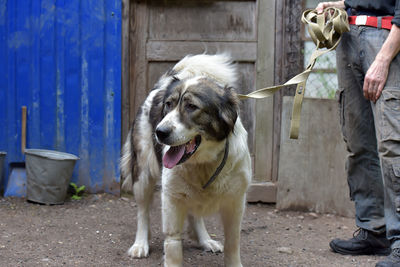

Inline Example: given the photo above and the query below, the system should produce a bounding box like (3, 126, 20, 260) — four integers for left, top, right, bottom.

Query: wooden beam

(121, 0, 130, 143)
(146, 41, 257, 62)
(253, 0, 275, 184)
(129, 1, 149, 120)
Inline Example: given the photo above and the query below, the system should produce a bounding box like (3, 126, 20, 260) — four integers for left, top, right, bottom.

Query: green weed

(69, 182, 85, 200)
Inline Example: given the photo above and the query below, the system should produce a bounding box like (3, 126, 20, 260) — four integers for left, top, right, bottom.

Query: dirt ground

(0, 189, 385, 267)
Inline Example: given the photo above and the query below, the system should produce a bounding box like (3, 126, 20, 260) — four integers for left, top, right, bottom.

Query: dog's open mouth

(163, 135, 201, 169)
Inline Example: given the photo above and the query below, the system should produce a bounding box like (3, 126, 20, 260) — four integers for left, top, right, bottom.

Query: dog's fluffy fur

(120, 54, 251, 267)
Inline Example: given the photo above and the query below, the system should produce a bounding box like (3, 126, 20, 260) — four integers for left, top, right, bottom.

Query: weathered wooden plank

(272, 0, 304, 182)
(146, 41, 257, 62)
(121, 0, 130, 143)
(148, 0, 256, 41)
(148, 62, 175, 92)
(129, 1, 149, 119)
(236, 63, 256, 155)
(253, 0, 275, 183)
(282, 0, 304, 97)
(272, 0, 284, 184)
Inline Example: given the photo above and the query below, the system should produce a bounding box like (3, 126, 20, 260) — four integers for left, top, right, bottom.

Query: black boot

(376, 248, 400, 267)
(330, 228, 391, 256)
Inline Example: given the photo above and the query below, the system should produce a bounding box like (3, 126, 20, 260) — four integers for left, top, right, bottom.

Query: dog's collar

(202, 139, 229, 189)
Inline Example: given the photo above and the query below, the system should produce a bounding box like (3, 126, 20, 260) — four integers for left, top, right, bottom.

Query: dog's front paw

(200, 239, 224, 253)
(127, 241, 149, 258)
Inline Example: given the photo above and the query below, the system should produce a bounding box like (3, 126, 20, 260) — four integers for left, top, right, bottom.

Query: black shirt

(344, 0, 400, 27)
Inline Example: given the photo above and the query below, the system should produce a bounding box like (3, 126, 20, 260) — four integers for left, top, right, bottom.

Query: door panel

(148, 0, 256, 41)
(128, 0, 276, 194)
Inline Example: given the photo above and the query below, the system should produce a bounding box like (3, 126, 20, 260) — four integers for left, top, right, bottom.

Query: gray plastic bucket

(0, 152, 6, 190)
(25, 149, 79, 204)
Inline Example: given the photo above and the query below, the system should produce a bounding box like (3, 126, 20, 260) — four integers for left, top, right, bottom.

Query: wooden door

(122, 0, 276, 202)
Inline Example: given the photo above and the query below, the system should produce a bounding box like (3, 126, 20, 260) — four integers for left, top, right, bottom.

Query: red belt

(348, 15, 393, 30)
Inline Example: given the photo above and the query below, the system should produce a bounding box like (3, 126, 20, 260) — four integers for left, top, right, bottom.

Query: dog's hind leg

(187, 215, 223, 253)
(127, 171, 156, 258)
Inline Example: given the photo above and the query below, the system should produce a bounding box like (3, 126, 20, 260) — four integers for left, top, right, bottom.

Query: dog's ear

(219, 86, 239, 136)
(149, 90, 165, 130)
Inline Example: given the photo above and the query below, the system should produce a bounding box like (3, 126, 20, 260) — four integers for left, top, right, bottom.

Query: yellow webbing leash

(238, 8, 350, 139)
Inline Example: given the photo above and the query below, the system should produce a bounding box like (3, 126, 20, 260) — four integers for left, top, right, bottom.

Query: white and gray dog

(120, 54, 251, 267)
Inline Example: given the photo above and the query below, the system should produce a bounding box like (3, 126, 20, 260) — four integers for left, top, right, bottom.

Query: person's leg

(375, 92, 400, 265)
(362, 27, 400, 267)
(329, 27, 389, 256)
(371, 38, 400, 253)
(337, 27, 385, 234)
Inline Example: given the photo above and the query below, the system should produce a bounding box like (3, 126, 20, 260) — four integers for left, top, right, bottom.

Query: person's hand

(363, 59, 389, 102)
(316, 1, 345, 14)
(363, 25, 400, 102)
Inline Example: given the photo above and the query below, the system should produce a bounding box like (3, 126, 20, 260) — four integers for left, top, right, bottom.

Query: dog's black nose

(155, 126, 172, 142)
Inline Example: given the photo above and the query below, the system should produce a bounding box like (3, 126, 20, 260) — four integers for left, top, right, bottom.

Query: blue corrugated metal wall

(0, 0, 121, 194)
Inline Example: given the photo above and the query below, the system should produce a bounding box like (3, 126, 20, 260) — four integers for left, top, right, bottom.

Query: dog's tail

(120, 127, 134, 193)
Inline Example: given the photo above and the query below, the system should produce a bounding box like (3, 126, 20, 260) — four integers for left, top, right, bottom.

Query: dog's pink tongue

(163, 145, 185, 169)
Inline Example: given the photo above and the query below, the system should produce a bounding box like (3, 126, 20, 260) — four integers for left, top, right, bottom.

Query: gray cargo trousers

(336, 25, 400, 248)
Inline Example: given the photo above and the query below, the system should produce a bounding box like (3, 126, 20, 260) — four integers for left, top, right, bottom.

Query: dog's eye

(185, 103, 199, 112)
(165, 101, 172, 110)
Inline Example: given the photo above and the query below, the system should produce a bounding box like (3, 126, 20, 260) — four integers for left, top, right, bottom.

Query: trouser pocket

(392, 164, 400, 213)
(381, 88, 400, 141)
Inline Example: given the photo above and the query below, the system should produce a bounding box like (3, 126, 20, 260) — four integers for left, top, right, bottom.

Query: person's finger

(316, 3, 325, 14)
(363, 80, 370, 100)
(375, 82, 385, 102)
(368, 82, 377, 101)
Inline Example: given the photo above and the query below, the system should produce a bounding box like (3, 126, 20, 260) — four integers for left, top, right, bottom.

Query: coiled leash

(238, 8, 350, 139)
